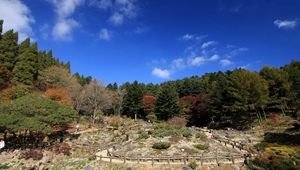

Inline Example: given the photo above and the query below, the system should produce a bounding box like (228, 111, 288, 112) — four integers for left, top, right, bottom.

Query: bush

(195, 132, 207, 140)
(167, 117, 187, 127)
(109, 116, 121, 128)
(188, 160, 198, 170)
(53, 142, 71, 156)
(0, 163, 11, 170)
(20, 149, 43, 160)
(146, 113, 157, 123)
(193, 144, 209, 150)
(152, 142, 171, 150)
(150, 123, 192, 138)
(138, 130, 149, 139)
(181, 128, 192, 138)
(11, 85, 31, 99)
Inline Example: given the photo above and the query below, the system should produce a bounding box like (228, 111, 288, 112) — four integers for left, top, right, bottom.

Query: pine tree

(155, 83, 180, 120)
(12, 38, 38, 85)
(0, 30, 18, 71)
(121, 81, 144, 118)
(0, 20, 3, 39)
(260, 66, 291, 112)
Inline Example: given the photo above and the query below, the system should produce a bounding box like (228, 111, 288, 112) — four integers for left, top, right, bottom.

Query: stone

(84, 165, 93, 170)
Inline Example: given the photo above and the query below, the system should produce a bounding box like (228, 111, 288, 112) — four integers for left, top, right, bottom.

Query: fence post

(201, 153, 204, 166)
(215, 151, 219, 166)
(168, 158, 170, 164)
(110, 156, 112, 163)
(231, 155, 235, 164)
(100, 155, 102, 161)
(123, 155, 126, 164)
(151, 157, 154, 166)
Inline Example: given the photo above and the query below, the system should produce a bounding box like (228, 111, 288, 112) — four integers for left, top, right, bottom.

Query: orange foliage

(143, 95, 156, 114)
(45, 88, 73, 106)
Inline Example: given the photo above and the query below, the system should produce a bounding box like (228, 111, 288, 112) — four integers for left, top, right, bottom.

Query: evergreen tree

(0, 63, 12, 89)
(12, 39, 37, 85)
(283, 61, 300, 105)
(107, 82, 118, 91)
(121, 81, 144, 118)
(260, 66, 292, 112)
(223, 69, 269, 125)
(155, 83, 180, 120)
(0, 20, 3, 39)
(0, 30, 18, 71)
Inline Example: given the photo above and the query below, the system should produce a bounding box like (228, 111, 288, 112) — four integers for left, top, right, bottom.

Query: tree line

(116, 62, 300, 128)
(0, 17, 300, 145)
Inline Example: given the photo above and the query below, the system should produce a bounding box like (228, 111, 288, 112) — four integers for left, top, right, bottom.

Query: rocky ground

(0, 118, 257, 170)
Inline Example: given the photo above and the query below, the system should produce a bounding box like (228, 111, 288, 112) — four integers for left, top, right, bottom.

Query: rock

(182, 166, 192, 170)
(84, 165, 93, 170)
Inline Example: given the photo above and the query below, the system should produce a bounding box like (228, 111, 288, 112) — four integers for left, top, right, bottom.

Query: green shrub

(146, 113, 157, 123)
(195, 132, 207, 140)
(11, 85, 31, 99)
(193, 144, 209, 150)
(181, 128, 192, 138)
(0, 164, 11, 170)
(138, 130, 149, 139)
(188, 161, 197, 170)
(152, 142, 171, 150)
(150, 123, 192, 138)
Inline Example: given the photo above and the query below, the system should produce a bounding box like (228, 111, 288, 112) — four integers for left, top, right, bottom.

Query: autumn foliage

(143, 95, 156, 114)
(45, 88, 73, 106)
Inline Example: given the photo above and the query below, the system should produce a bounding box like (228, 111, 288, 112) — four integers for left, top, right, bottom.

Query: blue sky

(0, 0, 300, 85)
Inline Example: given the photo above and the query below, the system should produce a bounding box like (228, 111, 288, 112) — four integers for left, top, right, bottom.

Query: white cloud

(49, 0, 84, 41)
(201, 41, 217, 49)
(90, 0, 138, 26)
(179, 33, 206, 41)
(274, 19, 297, 29)
(171, 58, 185, 70)
(99, 28, 111, 40)
(109, 12, 124, 26)
(229, 47, 248, 57)
(189, 56, 206, 66)
(89, 0, 112, 9)
(39, 24, 50, 39)
(52, 19, 79, 41)
(152, 68, 170, 79)
(220, 59, 233, 67)
(115, 0, 137, 18)
(208, 54, 220, 61)
(179, 34, 194, 41)
(0, 0, 35, 41)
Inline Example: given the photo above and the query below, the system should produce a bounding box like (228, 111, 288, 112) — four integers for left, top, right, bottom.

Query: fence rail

(96, 152, 245, 166)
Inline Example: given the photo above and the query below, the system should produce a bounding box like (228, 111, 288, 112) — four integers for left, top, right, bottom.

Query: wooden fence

(96, 152, 245, 166)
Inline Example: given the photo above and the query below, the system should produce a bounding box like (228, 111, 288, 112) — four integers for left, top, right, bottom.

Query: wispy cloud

(90, 0, 138, 26)
(179, 33, 206, 41)
(274, 19, 298, 29)
(189, 56, 206, 66)
(171, 58, 186, 70)
(151, 34, 248, 78)
(99, 28, 112, 40)
(49, 0, 84, 41)
(227, 47, 248, 58)
(109, 12, 124, 26)
(220, 59, 233, 67)
(152, 67, 170, 79)
(0, 0, 35, 41)
(201, 41, 218, 49)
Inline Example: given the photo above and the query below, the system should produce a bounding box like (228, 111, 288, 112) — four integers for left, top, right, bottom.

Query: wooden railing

(96, 152, 245, 166)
